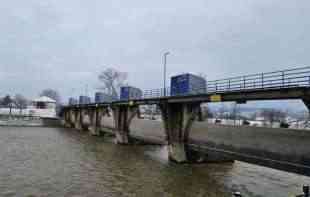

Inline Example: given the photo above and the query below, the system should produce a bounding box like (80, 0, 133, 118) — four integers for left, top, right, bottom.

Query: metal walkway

(66, 66, 310, 107)
(142, 66, 310, 99)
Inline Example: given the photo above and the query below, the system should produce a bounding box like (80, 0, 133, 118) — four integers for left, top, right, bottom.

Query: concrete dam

(63, 111, 310, 177)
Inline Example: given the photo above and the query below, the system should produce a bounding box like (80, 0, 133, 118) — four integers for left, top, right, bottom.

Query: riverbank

(0, 117, 61, 127)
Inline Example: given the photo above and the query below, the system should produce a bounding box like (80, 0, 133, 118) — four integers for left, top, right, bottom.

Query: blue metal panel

(171, 74, 189, 96)
(120, 87, 129, 100)
(95, 92, 105, 103)
(120, 86, 142, 100)
(79, 96, 91, 104)
(170, 73, 206, 96)
(68, 97, 78, 105)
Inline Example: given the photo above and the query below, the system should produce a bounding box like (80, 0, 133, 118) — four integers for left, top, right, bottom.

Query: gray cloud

(0, 0, 309, 109)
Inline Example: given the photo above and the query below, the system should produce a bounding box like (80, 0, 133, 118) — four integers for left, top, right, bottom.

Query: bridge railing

(142, 87, 170, 99)
(67, 66, 310, 104)
(206, 66, 310, 93)
(139, 66, 310, 99)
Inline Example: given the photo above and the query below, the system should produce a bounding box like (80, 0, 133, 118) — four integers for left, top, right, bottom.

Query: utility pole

(163, 52, 170, 97)
(85, 84, 89, 97)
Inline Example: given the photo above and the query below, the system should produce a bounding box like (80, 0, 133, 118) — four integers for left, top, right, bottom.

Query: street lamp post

(163, 52, 170, 97)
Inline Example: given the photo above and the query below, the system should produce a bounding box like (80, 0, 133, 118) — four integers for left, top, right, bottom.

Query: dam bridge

(61, 66, 310, 176)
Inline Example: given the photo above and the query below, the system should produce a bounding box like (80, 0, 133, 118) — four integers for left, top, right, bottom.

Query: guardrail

(142, 88, 170, 99)
(138, 66, 310, 99)
(207, 66, 310, 93)
(67, 66, 310, 104)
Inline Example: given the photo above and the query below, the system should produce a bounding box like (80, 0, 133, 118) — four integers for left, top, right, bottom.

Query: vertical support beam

(69, 109, 76, 127)
(88, 106, 101, 136)
(302, 98, 310, 113)
(81, 108, 91, 131)
(88, 107, 96, 135)
(63, 109, 68, 126)
(95, 107, 100, 135)
(74, 108, 82, 130)
(302, 98, 310, 124)
(112, 105, 139, 144)
(159, 102, 201, 163)
(97, 107, 106, 133)
(64, 109, 71, 128)
(197, 104, 204, 122)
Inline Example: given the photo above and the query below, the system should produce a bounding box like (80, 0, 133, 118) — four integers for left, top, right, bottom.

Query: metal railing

(142, 88, 170, 99)
(68, 66, 310, 104)
(207, 66, 310, 93)
(136, 66, 310, 99)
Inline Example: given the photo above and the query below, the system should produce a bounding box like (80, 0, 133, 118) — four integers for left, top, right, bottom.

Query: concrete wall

(191, 123, 310, 166)
(130, 118, 166, 142)
(129, 118, 310, 172)
(101, 116, 114, 129)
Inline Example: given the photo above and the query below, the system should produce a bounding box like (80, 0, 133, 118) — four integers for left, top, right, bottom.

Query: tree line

(0, 89, 61, 109)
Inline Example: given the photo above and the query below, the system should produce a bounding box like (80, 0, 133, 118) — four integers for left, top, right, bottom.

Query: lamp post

(163, 52, 170, 96)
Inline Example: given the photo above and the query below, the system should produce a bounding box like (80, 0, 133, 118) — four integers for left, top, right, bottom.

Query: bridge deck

(65, 86, 310, 108)
(64, 66, 310, 108)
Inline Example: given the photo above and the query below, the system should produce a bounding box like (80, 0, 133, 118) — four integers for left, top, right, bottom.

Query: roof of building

(33, 96, 56, 103)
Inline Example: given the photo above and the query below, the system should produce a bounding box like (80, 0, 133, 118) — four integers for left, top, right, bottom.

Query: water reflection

(0, 127, 308, 197)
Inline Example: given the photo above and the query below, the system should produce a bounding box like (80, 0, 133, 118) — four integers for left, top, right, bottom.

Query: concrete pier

(112, 105, 139, 144)
(62, 103, 310, 176)
(129, 117, 310, 175)
(159, 102, 201, 162)
(61, 67, 310, 176)
(74, 109, 82, 130)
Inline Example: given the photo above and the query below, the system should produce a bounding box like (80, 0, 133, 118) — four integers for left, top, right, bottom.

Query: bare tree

(40, 89, 61, 105)
(140, 104, 157, 120)
(250, 112, 258, 121)
(14, 94, 28, 114)
(1, 95, 12, 106)
(230, 102, 240, 125)
(0, 95, 13, 116)
(218, 104, 227, 120)
(294, 110, 310, 128)
(201, 105, 213, 119)
(98, 68, 128, 99)
(14, 94, 28, 108)
(260, 109, 287, 127)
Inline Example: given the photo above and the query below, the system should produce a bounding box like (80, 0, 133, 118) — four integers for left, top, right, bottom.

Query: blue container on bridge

(94, 92, 114, 103)
(120, 86, 142, 100)
(68, 97, 78, 105)
(170, 73, 206, 96)
(79, 96, 91, 104)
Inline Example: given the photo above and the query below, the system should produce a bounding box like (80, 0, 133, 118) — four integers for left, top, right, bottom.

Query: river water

(0, 127, 309, 197)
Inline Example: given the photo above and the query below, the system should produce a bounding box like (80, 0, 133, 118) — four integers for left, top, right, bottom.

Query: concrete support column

(81, 108, 91, 131)
(197, 104, 204, 122)
(112, 105, 139, 144)
(160, 102, 201, 163)
(302, 98, 310, 114)
(89, 107, 101, 136)
(64, 110, 71, 128)
(97, 107, 109, 133)
(74, 109, 82, 130)
(69, 109, 76, 127)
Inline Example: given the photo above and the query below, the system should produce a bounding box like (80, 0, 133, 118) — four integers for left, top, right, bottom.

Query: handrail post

(282, 71, 285, 87)
(261, 73, 264, 88)
(228, 79, 231, 91)
(243, 76, 246, 89)
(304, 185, 309, 197)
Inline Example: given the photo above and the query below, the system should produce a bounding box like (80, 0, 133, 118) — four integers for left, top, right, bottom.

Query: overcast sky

(1, 0, 310, 106)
